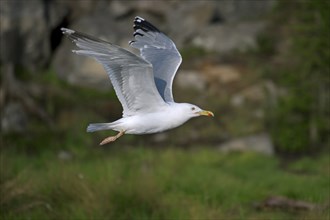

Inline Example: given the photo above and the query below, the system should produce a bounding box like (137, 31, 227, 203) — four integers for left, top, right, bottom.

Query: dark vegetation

(260, 0, 330, 154)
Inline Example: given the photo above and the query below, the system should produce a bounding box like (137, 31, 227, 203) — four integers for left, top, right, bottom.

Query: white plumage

(62, 16, 213, 145)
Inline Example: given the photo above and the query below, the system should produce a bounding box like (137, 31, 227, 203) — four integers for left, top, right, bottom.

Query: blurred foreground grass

(1, 145, 329, 219)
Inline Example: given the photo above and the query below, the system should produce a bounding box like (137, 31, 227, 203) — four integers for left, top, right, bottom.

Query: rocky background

(1, 0, 329, 155)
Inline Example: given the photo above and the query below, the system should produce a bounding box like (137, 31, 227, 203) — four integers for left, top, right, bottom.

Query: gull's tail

(87, 123, 113, 132)
(87, 120, 123, 132)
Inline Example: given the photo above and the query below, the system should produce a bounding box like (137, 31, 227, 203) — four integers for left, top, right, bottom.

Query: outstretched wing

(129, 16, 182, 103)
(61, 28, 167, 117)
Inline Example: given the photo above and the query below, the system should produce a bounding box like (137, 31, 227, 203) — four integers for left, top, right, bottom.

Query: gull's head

(179, 103, 214, 118)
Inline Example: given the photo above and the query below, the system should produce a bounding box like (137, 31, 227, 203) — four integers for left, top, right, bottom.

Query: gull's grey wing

(61, 28, 167, 117)
(129, 16, 182, 103)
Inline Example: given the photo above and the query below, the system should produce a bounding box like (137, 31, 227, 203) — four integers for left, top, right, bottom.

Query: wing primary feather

(133, 32, 144, 37)
(62, 27, 167, 117)
(134, 17, 160, 33)
(129, 17, 182, 103)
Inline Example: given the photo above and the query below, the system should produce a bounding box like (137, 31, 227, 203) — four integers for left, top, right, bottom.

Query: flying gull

(61, 16, 214, 145)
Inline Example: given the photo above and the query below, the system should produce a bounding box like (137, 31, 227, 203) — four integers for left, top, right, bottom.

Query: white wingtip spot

(135, 16, 145, 23)
(61, 28, 75, 34)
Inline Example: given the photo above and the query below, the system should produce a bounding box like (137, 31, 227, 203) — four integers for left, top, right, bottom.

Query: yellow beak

(198, 110, 214, 117)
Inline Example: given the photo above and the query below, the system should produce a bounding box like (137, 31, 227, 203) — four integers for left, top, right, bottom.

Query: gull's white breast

(112, 104, 190, 134)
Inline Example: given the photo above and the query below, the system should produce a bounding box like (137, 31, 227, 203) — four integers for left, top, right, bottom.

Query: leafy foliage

(264, 0, 330, 153)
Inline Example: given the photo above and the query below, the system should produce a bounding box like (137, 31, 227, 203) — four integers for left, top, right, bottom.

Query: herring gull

(61, 16, 214, 145)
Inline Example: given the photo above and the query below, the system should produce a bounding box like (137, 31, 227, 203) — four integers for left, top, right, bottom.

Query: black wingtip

(133, 16, 160, 33)
(133, 32, 144, 37)
(133, 24, 148, 32)
(134, 16, 145, 22)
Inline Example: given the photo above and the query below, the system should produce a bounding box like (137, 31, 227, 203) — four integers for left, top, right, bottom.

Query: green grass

(1, 146, 329, 220)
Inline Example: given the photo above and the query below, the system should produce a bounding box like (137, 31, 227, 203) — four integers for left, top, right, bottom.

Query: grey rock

(1, 102, 27, 133)
(58, 0, 99, 21)
(219, 133, 274, 155)
(175, 70, 207, 91)
(108, 0, 132, 18)
(53, 11, 134, 90)
(109, 0, 170, 19)
(166, 1, 216, 47)
(0, 0, 70, 71)
(254, 109, 265, 119)
(214, 0, 277, 23)
(243, 84, 265, 102)
(192, 21, 266, 54)
(0, 0, 277, 73)
(165, 0, 275, 49)
(231, 95, 245, 107)
(203, 65, 242, 84)
(0, 0, 50, 70)
(51, 0, 275, 89)
(47, 0, 70, 30)
(231, 82, 266, 106)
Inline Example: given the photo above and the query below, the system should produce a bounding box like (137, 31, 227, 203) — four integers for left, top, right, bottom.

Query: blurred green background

(1, 0, 329, 219)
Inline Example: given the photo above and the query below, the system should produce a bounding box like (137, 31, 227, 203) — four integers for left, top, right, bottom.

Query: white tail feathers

(87, 123, 113, 132)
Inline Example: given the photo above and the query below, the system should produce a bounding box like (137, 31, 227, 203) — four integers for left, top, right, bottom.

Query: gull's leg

(99, 130, 125, 145)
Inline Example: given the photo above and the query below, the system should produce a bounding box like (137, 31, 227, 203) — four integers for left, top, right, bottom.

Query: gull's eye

(191, 107, 196, 111)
